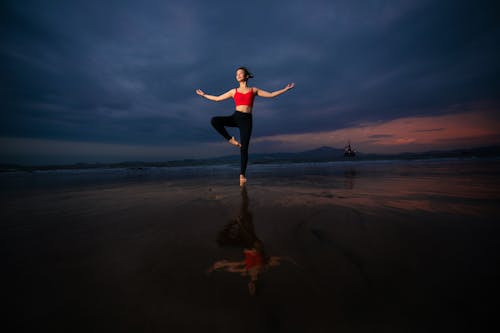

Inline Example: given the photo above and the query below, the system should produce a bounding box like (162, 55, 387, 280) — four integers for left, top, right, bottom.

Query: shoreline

(2, 145, 499, 172)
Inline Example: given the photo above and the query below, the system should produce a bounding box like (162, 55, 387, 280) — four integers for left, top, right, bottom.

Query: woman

(196, 67, 294, 186)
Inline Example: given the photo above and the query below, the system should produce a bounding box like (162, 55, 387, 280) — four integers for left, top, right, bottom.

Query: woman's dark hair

(237, 66, 254, 80)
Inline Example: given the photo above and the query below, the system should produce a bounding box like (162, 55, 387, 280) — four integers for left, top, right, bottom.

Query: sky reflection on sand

(244, 160, 500, 216)
(202, 160, 499, 331)
(2, 159, 500, 331)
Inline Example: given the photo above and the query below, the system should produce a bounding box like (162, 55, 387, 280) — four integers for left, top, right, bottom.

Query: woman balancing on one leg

(196, 67, 294, 186)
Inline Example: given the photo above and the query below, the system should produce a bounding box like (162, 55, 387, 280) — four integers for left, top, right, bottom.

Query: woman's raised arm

(207, 259, 246, 274)
(256, 83, 294, 98)
(196, 88, 234, 102)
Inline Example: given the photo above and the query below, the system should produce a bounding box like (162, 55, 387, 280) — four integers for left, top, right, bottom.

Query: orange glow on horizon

(252, 110, 500, 153)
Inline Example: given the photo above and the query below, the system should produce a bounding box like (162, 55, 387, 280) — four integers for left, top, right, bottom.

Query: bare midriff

(236, 105, 252, 113)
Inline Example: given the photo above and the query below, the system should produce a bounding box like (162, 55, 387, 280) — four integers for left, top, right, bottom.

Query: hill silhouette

(1, 145, 500, 172)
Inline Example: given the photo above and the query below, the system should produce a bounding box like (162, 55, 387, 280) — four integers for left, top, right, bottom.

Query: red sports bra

(244, 249, 263, 270)
(234, 88, 255, 107)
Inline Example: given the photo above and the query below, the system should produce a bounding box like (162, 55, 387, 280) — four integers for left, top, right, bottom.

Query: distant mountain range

(1, 145, 500, 172)
(224, 145, 500, 164)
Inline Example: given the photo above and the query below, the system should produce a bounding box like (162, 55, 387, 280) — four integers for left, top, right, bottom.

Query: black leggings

(211, 111, 253, 176)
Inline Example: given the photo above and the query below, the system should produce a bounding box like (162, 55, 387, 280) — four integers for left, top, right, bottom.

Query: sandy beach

(2, 159, 500, 332)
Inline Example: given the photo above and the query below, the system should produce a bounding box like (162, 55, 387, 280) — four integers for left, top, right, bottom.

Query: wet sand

(2, 159, 500, 332)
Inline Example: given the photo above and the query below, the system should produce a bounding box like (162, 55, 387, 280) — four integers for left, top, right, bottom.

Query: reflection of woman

(208, 243, 284, 296)
(215, 183, 254, 248)
(196, 67, 294, 186)
(207, 186, 292, 296)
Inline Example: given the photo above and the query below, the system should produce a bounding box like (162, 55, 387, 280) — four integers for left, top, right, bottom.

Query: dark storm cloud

(2, 0, 212, 144)
(1, 0, 499, 161)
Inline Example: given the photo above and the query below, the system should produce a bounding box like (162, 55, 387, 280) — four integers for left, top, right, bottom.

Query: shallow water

(2, 158, 500, 332)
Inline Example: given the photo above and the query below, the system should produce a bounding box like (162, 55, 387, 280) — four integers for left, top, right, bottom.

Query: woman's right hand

(196, 89, 205, 96)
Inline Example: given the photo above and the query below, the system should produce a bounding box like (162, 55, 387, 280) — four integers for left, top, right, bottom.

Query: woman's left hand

(285, 83, 295, 91)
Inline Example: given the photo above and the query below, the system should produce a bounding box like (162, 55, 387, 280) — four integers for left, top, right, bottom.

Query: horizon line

(2, 144, 499, 169)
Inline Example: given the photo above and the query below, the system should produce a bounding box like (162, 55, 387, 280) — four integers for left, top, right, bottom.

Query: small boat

(344, 141, 356, 157)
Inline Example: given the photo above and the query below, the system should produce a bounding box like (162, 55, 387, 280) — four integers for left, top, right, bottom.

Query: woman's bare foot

(229, 136, 242, 148)
(240, 175, 247, 187)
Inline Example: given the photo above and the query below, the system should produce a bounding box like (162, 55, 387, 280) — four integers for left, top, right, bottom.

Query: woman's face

(236, 69, 247, 82)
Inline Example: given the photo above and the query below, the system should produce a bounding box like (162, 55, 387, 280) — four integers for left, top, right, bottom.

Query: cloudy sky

(1, 0, 499, 164)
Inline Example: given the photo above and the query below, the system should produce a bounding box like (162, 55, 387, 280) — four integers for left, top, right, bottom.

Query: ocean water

(2, 157, 499, 187)
(2, 158, 500, 211)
